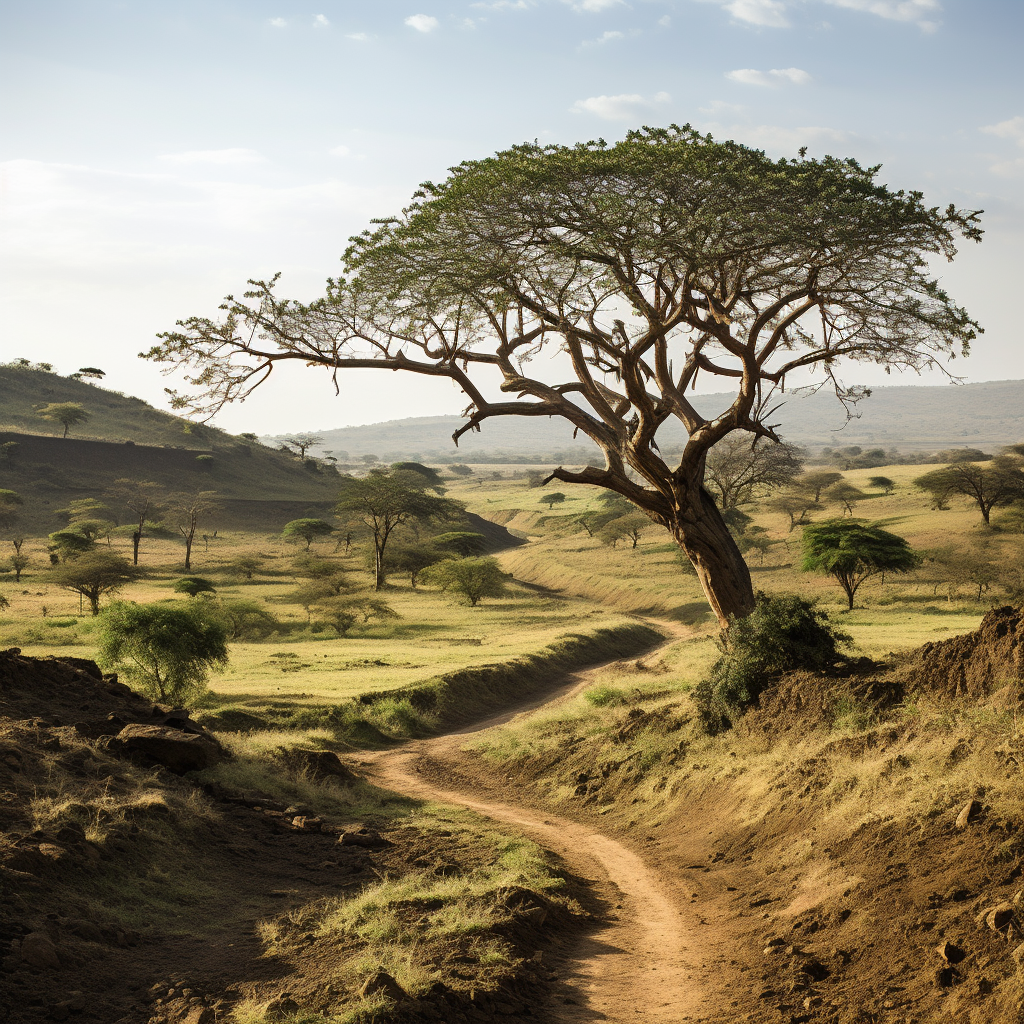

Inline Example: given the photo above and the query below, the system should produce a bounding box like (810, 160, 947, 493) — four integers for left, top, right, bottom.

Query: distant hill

(277, 379, 1024, 462)
(0, 365, 342, 532)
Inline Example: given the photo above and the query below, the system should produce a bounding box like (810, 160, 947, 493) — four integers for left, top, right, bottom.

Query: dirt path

(359, 652, 710, 1024)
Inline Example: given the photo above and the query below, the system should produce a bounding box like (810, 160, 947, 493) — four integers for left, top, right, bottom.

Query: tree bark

(672, 490, 755, 627)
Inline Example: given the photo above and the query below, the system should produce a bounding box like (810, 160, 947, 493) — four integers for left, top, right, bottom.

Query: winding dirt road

(358, 662, 711, 1024)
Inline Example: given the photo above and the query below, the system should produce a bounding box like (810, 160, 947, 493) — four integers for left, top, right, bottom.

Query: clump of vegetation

(173, 576, 217, 597)
(694, 594, 851, 734)
(424, 557, 509, 606)
(98, 601, 229, 705)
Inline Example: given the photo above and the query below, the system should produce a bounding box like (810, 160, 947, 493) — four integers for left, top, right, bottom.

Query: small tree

(424, 557, 509, 606)
(540, 492, 566, 511)
(10, 553, 29, 581)
(383, 543, 444, 587)
(769, 491, 820, 533)
(868, 476, 896, 495)
(174, 576, 217, 598)
(601, 511, 650, 549)
(214, 598, 280, 640)
(801, 520, 919, 610)
(431, 531, 488, 557)
(449, 464, 474, 477)
(39, 402, 89, 438)
(0, 489, 23, 536)
(50, 551, 138, 615)
(282, 518, 335, 550)
(797, 471, 844, 502)
(230, 554, 265, 580)
(293, 554, 348, 594)
(826, 481, 866, 516)
(48, 529, 94, 561)
(98, 601, 228, 705)
(705, 437, 804, 510)
(108, 479, 164, 566)
(281, 433, 323, 458)
(167, 490, 220, 571)
(335, 468, 463, 590)
(914, 455, 1024, 524)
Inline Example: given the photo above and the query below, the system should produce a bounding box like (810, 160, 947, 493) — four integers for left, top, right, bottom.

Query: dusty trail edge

(357, 626, 739, 1024)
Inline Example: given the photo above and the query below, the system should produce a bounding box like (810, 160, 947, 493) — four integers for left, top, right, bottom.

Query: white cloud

(700, 99, 746, 115)
(268, 17, 287, 28)
(329, 145, 352, 158)
(570, 91, 671, 121)
(726, 67, 810, 86)
(346, 32, 370, 41)
(313, 13, 330, 28)
(823, 0, 941, 31)
(471, 0, 533, 8)
(563, 0, 625, 12)
(722, 0, 789, 27)
(405, 14, 440, 32)
(582, 30, 626, 45)
(158, 149, 265, 165)
(658, 14, 672, 26)
(981, 116, 1024, 146)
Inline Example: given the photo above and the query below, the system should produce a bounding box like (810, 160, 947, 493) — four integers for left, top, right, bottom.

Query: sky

(1, 0, 1022, 435)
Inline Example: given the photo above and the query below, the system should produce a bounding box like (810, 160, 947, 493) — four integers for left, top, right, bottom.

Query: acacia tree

(914, 454, 1024, 524)
(39, 402, 89, 438)
(50, 551, 138, 615)
(282, 518, 335, 550)
(802, 520, 919, 609)
(167, 490, 220, 571)
(704, 436, 803, 510)
(335, 468, 462, 590)
(282, 433, 323, 458)
(108, 479, 164, 566)
(147, 127, 982, 625)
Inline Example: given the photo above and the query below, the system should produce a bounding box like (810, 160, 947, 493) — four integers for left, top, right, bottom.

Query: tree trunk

(672, 491, 755, 628)
(132, 531, 141, 566)
(374, 544, 385, 591)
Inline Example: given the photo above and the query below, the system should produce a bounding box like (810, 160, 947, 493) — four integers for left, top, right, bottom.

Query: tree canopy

(147, 126, 982, 625)
(98, 601, 228, 705)
(424, 556, 510, 606)
(282, 518, 335, 549)
(914, 453, 1024, 524)
(39, 402, 89, 438)
(50, 551, 138, 615)
(801, 520, 919, 609)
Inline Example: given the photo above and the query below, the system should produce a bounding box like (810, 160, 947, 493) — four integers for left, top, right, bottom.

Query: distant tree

(98, 601, 228, 705)
(230, 554, 265, 580)
(868, 476, 896, 495)
(575, 514, 597, 538)
(282, 433, 323, 458)
(797, 471, 844, 502)
(48, 529, 94, 561)
(449, 464, 474, 477)
(352, 597, 400, 624)
(293, 554, 348, 594)
(0, 593, 8, 612)
(424, 556, 510, 606)
(335, 468, 463, 590)
(50, 551, 138, 615)
(769, 491, 820, 533)
(9, 553, 29, 581)
(39, 402, 89, 438)
(600, 511, 650, 549)
(282, 518, 335, 550)
(914, 455, 1024, 524)
(213, 598, 280, 640)
(314, 596, 359, 636)
(540, 492, 566, 511)
(704, 437, 804, 510)
(826, 482, 866, 516)
(391, 462, 446, 490)
(383, 543, 444, 587)
(0, 489, 23, 537)
(361, 454, 379, 465)
(173, 576, 217, 598)
(77, 367, 106, 380)
(167, 490, 220, 571)
(108, 479, 164, 566)
(239, 432, 260, 443)
(288, 581, 336, 622)
(926, 543, 998, 603)
(930, 447, 992, 464)
(801, 520, 919, 609)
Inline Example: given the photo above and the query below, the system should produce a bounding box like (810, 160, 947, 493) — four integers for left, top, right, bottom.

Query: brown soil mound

(0, 649, 578, 1023)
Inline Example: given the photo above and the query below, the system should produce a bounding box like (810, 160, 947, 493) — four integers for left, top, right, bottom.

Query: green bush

(693, 593, 851, 734)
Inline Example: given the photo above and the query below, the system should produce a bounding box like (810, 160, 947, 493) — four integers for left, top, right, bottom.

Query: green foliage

(282, 518, 335, 550)
(48, 529, 95, 560)
(293, 554, 347, 594)
(540, 492, 566, 510)
(213, 599, 280, 640)
(381, 543, 444, 587)
(9, 553, 29, 581)
(390, 462, 446, 491)
(914, 456, 1024, 523)
(49, 551, 138, 615)
(430, 531, 487, 556)
(424, 557, 510, 606)
(173, 576, 217, 598)
(98, 601, 228, 705)
(694, 594, 851, 734)
(38, 401, 89, 437)
(868, 475, 896, 494)
(584, 685, 628, 707)
(448, 464, 473, 477)
(0, 489, 23, 534)
(801, 519, 919, 609)
(230, 554, 264, 580)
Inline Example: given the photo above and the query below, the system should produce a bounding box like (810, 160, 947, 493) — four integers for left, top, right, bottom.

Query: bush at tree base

(694, 593, 851, 735)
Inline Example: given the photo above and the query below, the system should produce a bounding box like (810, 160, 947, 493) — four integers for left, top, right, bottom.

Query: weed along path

(359, 658, 710, 1024)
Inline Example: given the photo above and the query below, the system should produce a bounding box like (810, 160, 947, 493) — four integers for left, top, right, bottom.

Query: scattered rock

(20, 930, 60, 969)
(955, 799, 981, 829)
(291, 816, 323, 832)
(359, 971, 406, 1002)
(339, 828, 390, 849)
(278, 747, 360, 782)
(112, 724, 222, 773)
(936, 941, 966, 964)
(983, 903, 1016, 934)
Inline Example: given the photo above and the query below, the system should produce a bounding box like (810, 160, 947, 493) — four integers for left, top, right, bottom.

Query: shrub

(174, 576, 217, 597)
(693, 593, 851, 734)
(215, 599, 281, 640)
